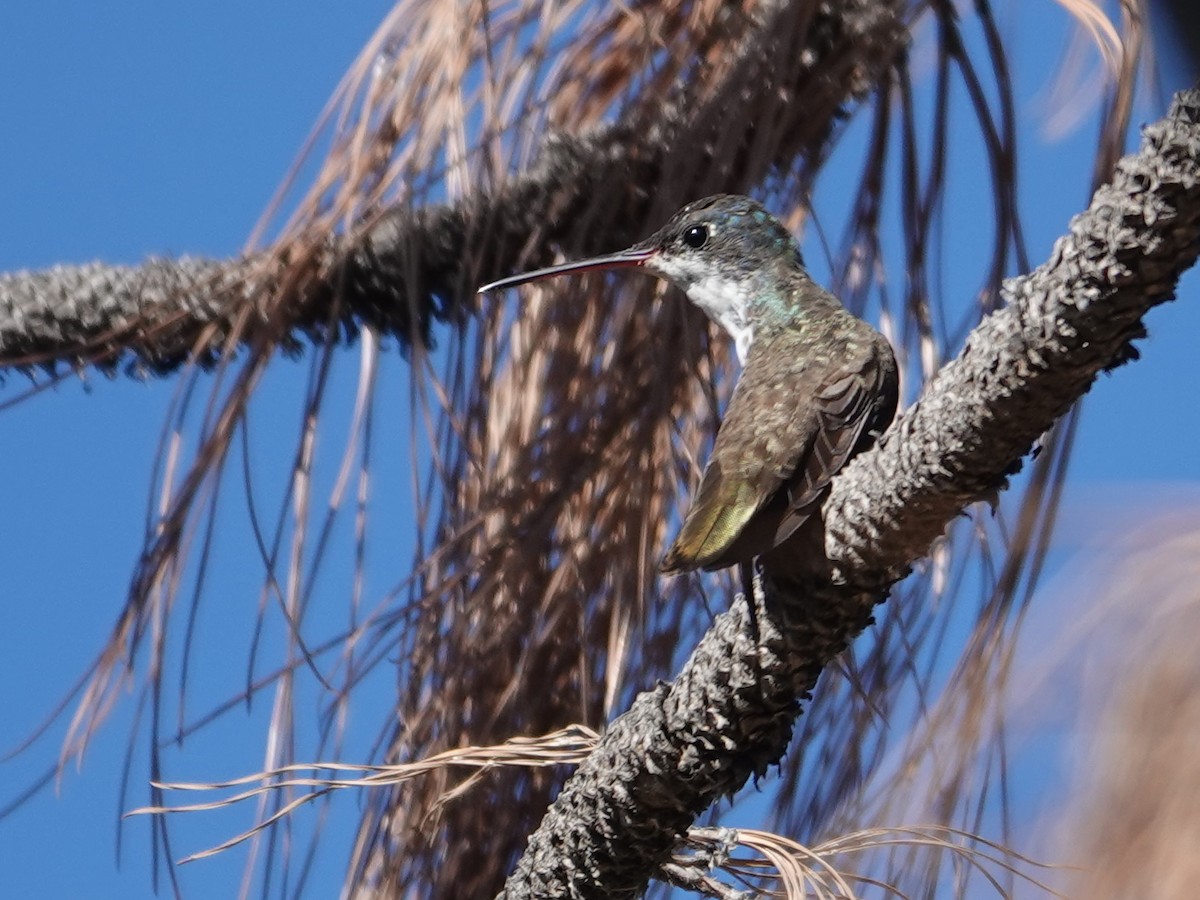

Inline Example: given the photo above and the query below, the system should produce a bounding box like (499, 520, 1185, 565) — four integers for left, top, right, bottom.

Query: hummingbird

(478, 194, 898, 574)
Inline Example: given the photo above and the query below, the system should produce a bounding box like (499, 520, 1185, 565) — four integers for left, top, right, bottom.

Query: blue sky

(0, 4, 396, 897)
(0, 3, 1197, 898)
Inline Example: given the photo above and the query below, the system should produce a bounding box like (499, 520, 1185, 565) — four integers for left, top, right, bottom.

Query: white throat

(652, 254, 756, 363)
(684, 274, 755, 364)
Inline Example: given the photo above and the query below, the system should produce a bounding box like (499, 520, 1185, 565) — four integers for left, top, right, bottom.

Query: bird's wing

(661, 329, 893, 574)
(768, 358, 884, 548)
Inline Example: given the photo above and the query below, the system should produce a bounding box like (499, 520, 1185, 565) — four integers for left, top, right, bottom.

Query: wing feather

(661, 324, 896, 573)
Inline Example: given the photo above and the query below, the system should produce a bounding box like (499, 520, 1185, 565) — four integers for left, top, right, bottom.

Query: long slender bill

(477, 248, 656, 294)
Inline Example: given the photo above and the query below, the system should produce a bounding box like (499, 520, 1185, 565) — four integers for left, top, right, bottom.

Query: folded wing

(661, 327, 895, 573)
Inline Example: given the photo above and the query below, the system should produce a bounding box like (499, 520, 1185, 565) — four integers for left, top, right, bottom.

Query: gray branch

(0, 257, 249, 372)
(0, 0, 903, 374)
(497, 91, 1200, 900)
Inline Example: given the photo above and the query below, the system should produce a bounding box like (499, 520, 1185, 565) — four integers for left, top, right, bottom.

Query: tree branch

(498, 90, 1200, 900)
(0, 256, 249, 372)
(0, 0, 904, 375)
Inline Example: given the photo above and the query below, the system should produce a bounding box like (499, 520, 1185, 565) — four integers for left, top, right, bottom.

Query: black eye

(681, 224, 708, 249)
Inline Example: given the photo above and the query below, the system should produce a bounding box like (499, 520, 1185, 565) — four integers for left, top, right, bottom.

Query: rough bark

(0, 257, 248, 372)
(498, 90, 1200, 899)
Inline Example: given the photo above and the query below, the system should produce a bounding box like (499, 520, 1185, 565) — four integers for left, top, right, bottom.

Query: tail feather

(661, 475, 758, 573)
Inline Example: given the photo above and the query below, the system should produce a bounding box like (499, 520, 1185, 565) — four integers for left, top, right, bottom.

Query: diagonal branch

(499, 90, 1200, 900)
